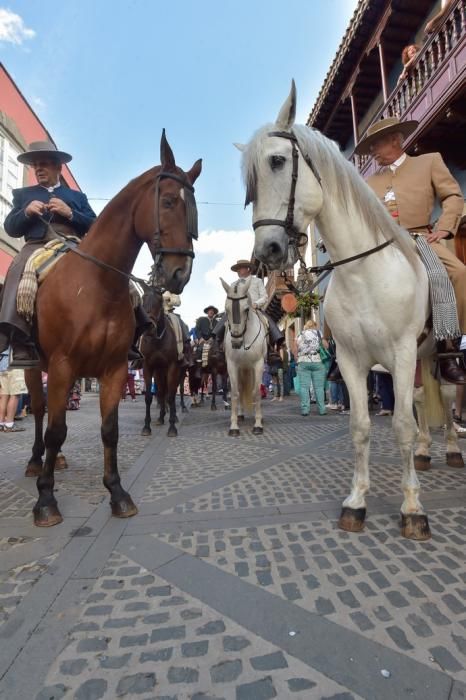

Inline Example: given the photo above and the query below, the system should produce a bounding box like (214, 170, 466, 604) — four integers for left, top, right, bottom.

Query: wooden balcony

(353, 0, 466, 176)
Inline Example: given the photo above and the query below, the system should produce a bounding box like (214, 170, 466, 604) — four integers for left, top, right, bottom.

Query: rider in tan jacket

(356, 117, 465, 383)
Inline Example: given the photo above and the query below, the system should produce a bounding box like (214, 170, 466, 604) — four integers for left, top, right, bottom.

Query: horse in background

(238, 81, 463, 540)
(140, 288, 185, 437)
(189, 341, 229, 410)
(24, 131, 201, 526)
(221, 278, 267, 436)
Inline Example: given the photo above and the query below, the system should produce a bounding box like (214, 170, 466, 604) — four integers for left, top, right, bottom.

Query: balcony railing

(353, 0, 466, 174)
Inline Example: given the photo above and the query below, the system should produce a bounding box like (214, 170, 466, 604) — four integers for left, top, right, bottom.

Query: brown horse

(190, 340, 229, 410)
(140, 288, 184, 438)
(24, 131, 202, 527)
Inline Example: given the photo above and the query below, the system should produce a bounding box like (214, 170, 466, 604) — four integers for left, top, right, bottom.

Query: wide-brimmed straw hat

(231, 259, 253, 272)
(17, 140, 72, 165)
(354, 117, 419, 156)
(203, 305, 219, 315)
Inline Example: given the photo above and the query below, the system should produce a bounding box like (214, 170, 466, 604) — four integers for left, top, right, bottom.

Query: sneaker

(325, 403, 339, 410)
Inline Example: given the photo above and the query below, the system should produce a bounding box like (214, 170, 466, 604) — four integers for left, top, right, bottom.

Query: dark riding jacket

(195, 315, 219, 341)
(4, 185, 96, 241)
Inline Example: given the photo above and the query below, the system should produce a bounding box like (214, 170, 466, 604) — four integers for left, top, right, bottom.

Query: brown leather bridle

(152, 170, 198, 261)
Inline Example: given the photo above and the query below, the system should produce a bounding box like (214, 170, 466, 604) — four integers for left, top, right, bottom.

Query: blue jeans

(297, 361, 327, 414)
(329, 381, 344, 405)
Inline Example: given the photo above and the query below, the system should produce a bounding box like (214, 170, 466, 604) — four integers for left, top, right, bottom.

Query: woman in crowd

(295, 320, 328, 417)
(397, 44, 420, 84)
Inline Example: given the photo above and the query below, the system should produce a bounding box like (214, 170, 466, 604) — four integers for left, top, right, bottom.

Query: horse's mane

(242, 123, 418, 268)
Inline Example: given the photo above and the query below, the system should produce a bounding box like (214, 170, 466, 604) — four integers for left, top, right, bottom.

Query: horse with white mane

(221, 277, 267, 436)
(237, 81, 463, 540)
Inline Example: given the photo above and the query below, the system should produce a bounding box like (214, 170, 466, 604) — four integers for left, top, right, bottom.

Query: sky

(1, 0, 358, 327)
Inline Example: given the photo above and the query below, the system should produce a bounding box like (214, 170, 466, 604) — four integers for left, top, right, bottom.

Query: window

(0, 130, 23, 224)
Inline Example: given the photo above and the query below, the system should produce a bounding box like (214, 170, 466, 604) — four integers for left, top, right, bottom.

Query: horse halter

(227, 294, 249, 339)
(251, 130, 322, 250)
(152, 170, 198, 262)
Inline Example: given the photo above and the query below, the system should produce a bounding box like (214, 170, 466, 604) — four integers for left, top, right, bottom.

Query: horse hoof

(228, 429, 240, 437)
(401, 513, 431, 540)
(141, 427, 151, 436)
(155, 419, 164, 426)
(111, 496, 138, 518)
(182, 406, 188, 413)
(25, 462, 42, 478)
(414, 455, 431, 471)
(167, 426, 178, 437)
(338, 507, 366, 533)
(211, 404, 217, 411)
(446, 452, 464, 468)
(238, 415, 245, 423)
(55, 454, 68, 470)
(174, 415, 179, 423)
(252, 426, 263, 435)
(33, 504, 63, 528)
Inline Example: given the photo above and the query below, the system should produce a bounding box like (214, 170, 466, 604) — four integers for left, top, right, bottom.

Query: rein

(37, 167, 198, 291)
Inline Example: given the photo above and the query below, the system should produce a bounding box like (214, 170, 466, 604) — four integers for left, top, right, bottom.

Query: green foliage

(290, 292, 320, 318)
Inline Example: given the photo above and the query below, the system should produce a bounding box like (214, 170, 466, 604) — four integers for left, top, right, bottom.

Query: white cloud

(0, 8, 35, 44)
(197, 228, 254, 286)
(31, 96, 45, 109)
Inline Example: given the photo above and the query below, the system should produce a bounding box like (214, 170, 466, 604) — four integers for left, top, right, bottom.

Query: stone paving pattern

(0, 392, 466, 699)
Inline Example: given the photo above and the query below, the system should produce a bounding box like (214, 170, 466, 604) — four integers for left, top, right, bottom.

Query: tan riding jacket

(366, 153, 464, 235)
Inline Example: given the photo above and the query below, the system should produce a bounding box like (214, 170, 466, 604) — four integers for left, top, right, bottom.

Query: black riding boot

(436, 339, 466, 384)
(129, 305, 154, 363)
(9, 331, 40, 369)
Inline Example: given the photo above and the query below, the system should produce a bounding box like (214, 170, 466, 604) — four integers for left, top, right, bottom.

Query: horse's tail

(421, 357, 445, 428)
(239, 367, 254, 413)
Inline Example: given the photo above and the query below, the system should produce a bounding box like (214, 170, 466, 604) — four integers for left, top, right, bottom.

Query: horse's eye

(270, 155, 285, 171)
(162, 197, 175, 209)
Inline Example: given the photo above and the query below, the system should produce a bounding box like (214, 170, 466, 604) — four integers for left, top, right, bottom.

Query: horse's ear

(233, 142, 246, 152)
(220, 278, 230, 295)
(160, 129, 176, 171)
(276, 79, 297, 130)
(187, 158, 202, 184)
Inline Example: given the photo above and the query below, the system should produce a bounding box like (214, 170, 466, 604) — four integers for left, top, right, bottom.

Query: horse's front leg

(228, 366, 240, 437)
(392, 355, 430, 540)
(166, 365, 179, 437)
(252, 362, 264, 435)
(441, 384, 464, 468)
(337, 354, 371, 533)
(24, 368, 46, 477)
(101, 364, 137, 518)
(413, 385, 432, 471)
(33, 365, 72, 526)
(141, 366, 152, 436)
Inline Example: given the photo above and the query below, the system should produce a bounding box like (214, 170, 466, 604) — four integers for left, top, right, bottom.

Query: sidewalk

(1, 394, 466, 699)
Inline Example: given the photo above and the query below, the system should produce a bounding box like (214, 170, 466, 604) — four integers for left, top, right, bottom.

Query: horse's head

(142, 287, 163, 322)
(221, 277, 251, 349)
(135, 130, 202, 294)
(237, 81, 323, 270)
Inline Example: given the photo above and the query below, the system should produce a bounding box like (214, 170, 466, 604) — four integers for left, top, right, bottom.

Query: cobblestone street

(1, 392, 466, 699)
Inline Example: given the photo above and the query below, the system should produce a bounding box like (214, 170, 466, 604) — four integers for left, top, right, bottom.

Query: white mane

(242, 122, 418, 267)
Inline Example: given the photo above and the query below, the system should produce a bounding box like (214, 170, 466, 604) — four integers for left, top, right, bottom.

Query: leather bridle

(251, 130, 322, 250)
(227, 294, 249, 340)
(152, 170, 198, 261)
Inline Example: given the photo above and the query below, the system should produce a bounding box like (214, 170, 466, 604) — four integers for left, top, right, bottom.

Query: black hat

(17, 140, 72, 165)
(203, 305, 219, 314)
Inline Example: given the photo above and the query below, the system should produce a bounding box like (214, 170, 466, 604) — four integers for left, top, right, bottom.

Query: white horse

(221, 277, 267, 436)
(236, 81, 463, 540)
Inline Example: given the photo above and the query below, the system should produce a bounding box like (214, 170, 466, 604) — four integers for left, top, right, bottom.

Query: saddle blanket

(166, 313, 184, 361)
(16, 239, 78, 321)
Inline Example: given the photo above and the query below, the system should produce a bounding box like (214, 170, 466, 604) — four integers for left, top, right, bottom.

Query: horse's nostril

(268, 242, 281, 256)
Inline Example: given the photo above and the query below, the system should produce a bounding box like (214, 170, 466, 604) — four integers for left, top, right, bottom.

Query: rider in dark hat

(0, 141, 96, 367)
(195, 305, 220, 341)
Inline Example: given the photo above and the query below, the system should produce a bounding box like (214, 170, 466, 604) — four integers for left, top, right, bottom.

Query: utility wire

(87, 197, 242, 206)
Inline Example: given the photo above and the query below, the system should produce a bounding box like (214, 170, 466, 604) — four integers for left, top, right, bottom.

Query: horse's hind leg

(211, 370, 217, 410)
(24, 368, 45, 478)
(393, 357, 430, 540)
(101, 365, 137, 518)
(33, 366, 71, 526)
(141, 366, 152, 436)
(442, 384, 464, 468)
(413, 386, 432, 471)
(252, 363, 264, 435)
(167, 366, 179, 437)
(337, 359, 371, 533)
